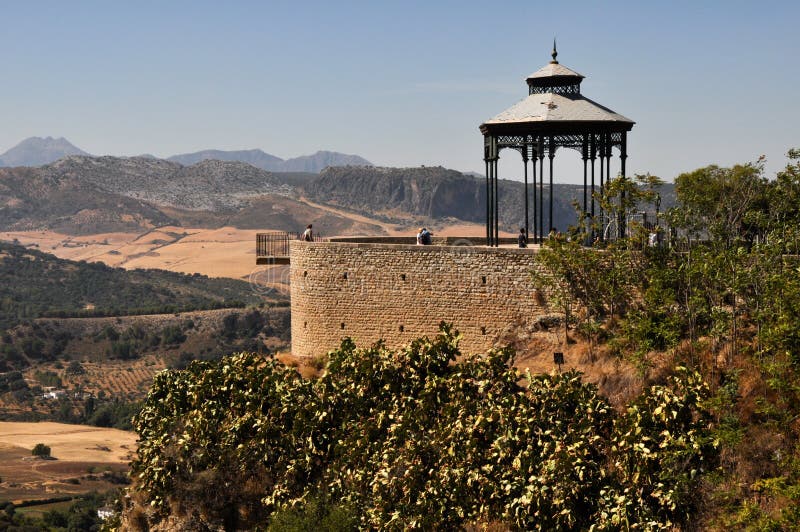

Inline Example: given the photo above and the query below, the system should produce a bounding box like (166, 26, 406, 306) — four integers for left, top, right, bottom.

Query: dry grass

(0, 422, 136, 462)
(0, 421, 136, 503)
(0, 226, 267, 280)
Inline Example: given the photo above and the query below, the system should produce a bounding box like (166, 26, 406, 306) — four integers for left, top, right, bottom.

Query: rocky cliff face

(303, 166, 586, 230)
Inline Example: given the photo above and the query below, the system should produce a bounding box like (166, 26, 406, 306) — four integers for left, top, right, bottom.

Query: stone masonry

(290, 240, 549, 357)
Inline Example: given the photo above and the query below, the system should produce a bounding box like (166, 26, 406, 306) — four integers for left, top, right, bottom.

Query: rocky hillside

(40, 156, 292, 211)
(168, 148, 372, 173)
(0, 136, 90, 167)
(304, 165, 591, 231)
(1, 154, 673, 236)
(0, 156, 385, 235)
(0, 164, 176, 234)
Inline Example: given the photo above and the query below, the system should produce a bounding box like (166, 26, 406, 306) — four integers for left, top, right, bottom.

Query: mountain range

(0, 137, 372, 173)
(0, 154, 676, 236)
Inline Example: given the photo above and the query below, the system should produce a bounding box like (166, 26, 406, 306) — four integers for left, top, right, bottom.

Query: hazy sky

(1, 0, 798, 183)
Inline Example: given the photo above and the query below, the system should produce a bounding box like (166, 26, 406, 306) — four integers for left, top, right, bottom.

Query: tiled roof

(526, 63, 584, 80)
(483, 92, 634, 125)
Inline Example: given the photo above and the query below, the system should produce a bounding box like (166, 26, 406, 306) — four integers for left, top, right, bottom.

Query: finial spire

(550, 38, 558, 64)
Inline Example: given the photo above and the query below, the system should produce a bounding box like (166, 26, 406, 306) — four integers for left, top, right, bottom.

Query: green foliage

(31, 442, 51, 457)
(129, 326, 717, 530)
(671, 160, 769, 246)
(34, 369, 63, 387)
(87, 400, 141, 430)
(160, 325, 187, 346)
(65, 360, 86, 375)
(0, 240, 271, 332)
(595, 368, 718, 529)
(267, 494, 358, 531)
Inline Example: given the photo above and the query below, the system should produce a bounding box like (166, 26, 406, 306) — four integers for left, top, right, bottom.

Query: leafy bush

(31, 443, 51, 457)
(159, 325, 186, 346)
(65, 360, 86, 375)
(129, 325, 717, 530)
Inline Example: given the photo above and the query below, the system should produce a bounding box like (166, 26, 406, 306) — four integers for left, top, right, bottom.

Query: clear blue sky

(1, 0, 798, 182)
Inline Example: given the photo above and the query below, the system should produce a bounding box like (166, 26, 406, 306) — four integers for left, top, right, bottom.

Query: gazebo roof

(526, 62, 584, 81)
(483, 92, 634, 125)
(480, 46, 634, 134)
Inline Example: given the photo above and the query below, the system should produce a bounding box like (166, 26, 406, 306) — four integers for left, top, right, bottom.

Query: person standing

(302, 224, 313, 242)
(518, 228, 528, 248)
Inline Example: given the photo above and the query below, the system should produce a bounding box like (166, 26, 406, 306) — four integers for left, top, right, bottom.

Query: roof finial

(550, 38, 558, 64)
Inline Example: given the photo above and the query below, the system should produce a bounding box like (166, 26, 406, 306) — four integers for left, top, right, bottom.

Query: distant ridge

(168, 148, 372, 173)
(0, 136, 90, 167)
(0, 136, 373, 173)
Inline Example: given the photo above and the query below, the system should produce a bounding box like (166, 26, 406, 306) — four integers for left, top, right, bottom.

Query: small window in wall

(340, 322, 346, 330)
(400, 273, 406, 281)
(481, 276, 487, 285)
(304, 321, 307, 329)
(481, 326, 487, 335)
(343, 272, 348, 280)
(399, 325, 404, 332)
(303, 271, 308, 277)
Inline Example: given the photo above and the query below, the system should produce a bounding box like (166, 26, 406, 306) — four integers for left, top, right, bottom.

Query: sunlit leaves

(129, 326, 716, 530)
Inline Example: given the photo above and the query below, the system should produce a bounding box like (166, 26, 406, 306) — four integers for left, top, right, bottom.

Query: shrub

(32, 443, 51, 458)
(129, 325, 717, 530)
(65, 360, 86, 375)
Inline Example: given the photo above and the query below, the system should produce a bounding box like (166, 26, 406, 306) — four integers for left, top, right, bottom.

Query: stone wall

(290, 241, 548, 357)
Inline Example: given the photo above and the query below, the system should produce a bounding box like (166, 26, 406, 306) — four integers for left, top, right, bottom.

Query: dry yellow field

(0, 218, 508, 283)
(0, 422, 136, 463)
(0, 422, 136, 503)
(0, 227, 264, 279)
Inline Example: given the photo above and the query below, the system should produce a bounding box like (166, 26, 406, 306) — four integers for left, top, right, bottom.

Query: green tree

(31, 443, 51, 457)
(671, 160, 768, 247)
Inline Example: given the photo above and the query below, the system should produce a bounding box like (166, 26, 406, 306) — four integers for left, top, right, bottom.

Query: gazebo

(479, 43, 635, 246)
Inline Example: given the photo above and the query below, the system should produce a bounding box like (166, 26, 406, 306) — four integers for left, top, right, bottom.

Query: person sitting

(416, 227, 432, 245)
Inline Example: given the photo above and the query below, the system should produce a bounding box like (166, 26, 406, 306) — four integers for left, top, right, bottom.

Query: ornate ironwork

(480, 50, 634, 247)
(529, 84, 580, 95)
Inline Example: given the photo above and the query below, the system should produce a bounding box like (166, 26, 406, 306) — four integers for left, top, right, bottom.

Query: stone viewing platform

(256, 233, 530, 264)
(287, 237, 545, 358)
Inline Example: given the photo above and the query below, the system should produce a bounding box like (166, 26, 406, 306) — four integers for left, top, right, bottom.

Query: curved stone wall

(289, 240, 548, 357)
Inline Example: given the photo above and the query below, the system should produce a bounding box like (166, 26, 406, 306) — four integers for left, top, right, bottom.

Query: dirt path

(298, 196, 407, 235)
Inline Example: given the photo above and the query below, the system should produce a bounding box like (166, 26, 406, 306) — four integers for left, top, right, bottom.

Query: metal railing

(256, 231, 325, 257)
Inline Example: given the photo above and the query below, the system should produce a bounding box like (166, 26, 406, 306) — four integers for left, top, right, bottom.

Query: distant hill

(0, 156, 384, 235)
(0, 137, 90, 167)
(0, 241, 274, 333)
(0, 136, 372, 173)
(168, 148, 372, 173)
(39, 155, 292, 211)
(167, 149, 284, 170)
(278, 150, 373, 172)
(0, 163, 176, 234)
(303, 166, 676, 232)
(0, 149, 672, 236)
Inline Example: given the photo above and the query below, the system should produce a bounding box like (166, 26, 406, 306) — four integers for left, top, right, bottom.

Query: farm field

(0, 217, 503, 284)
(0, 226, 265, 280)
(0, 422, 135, 504)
